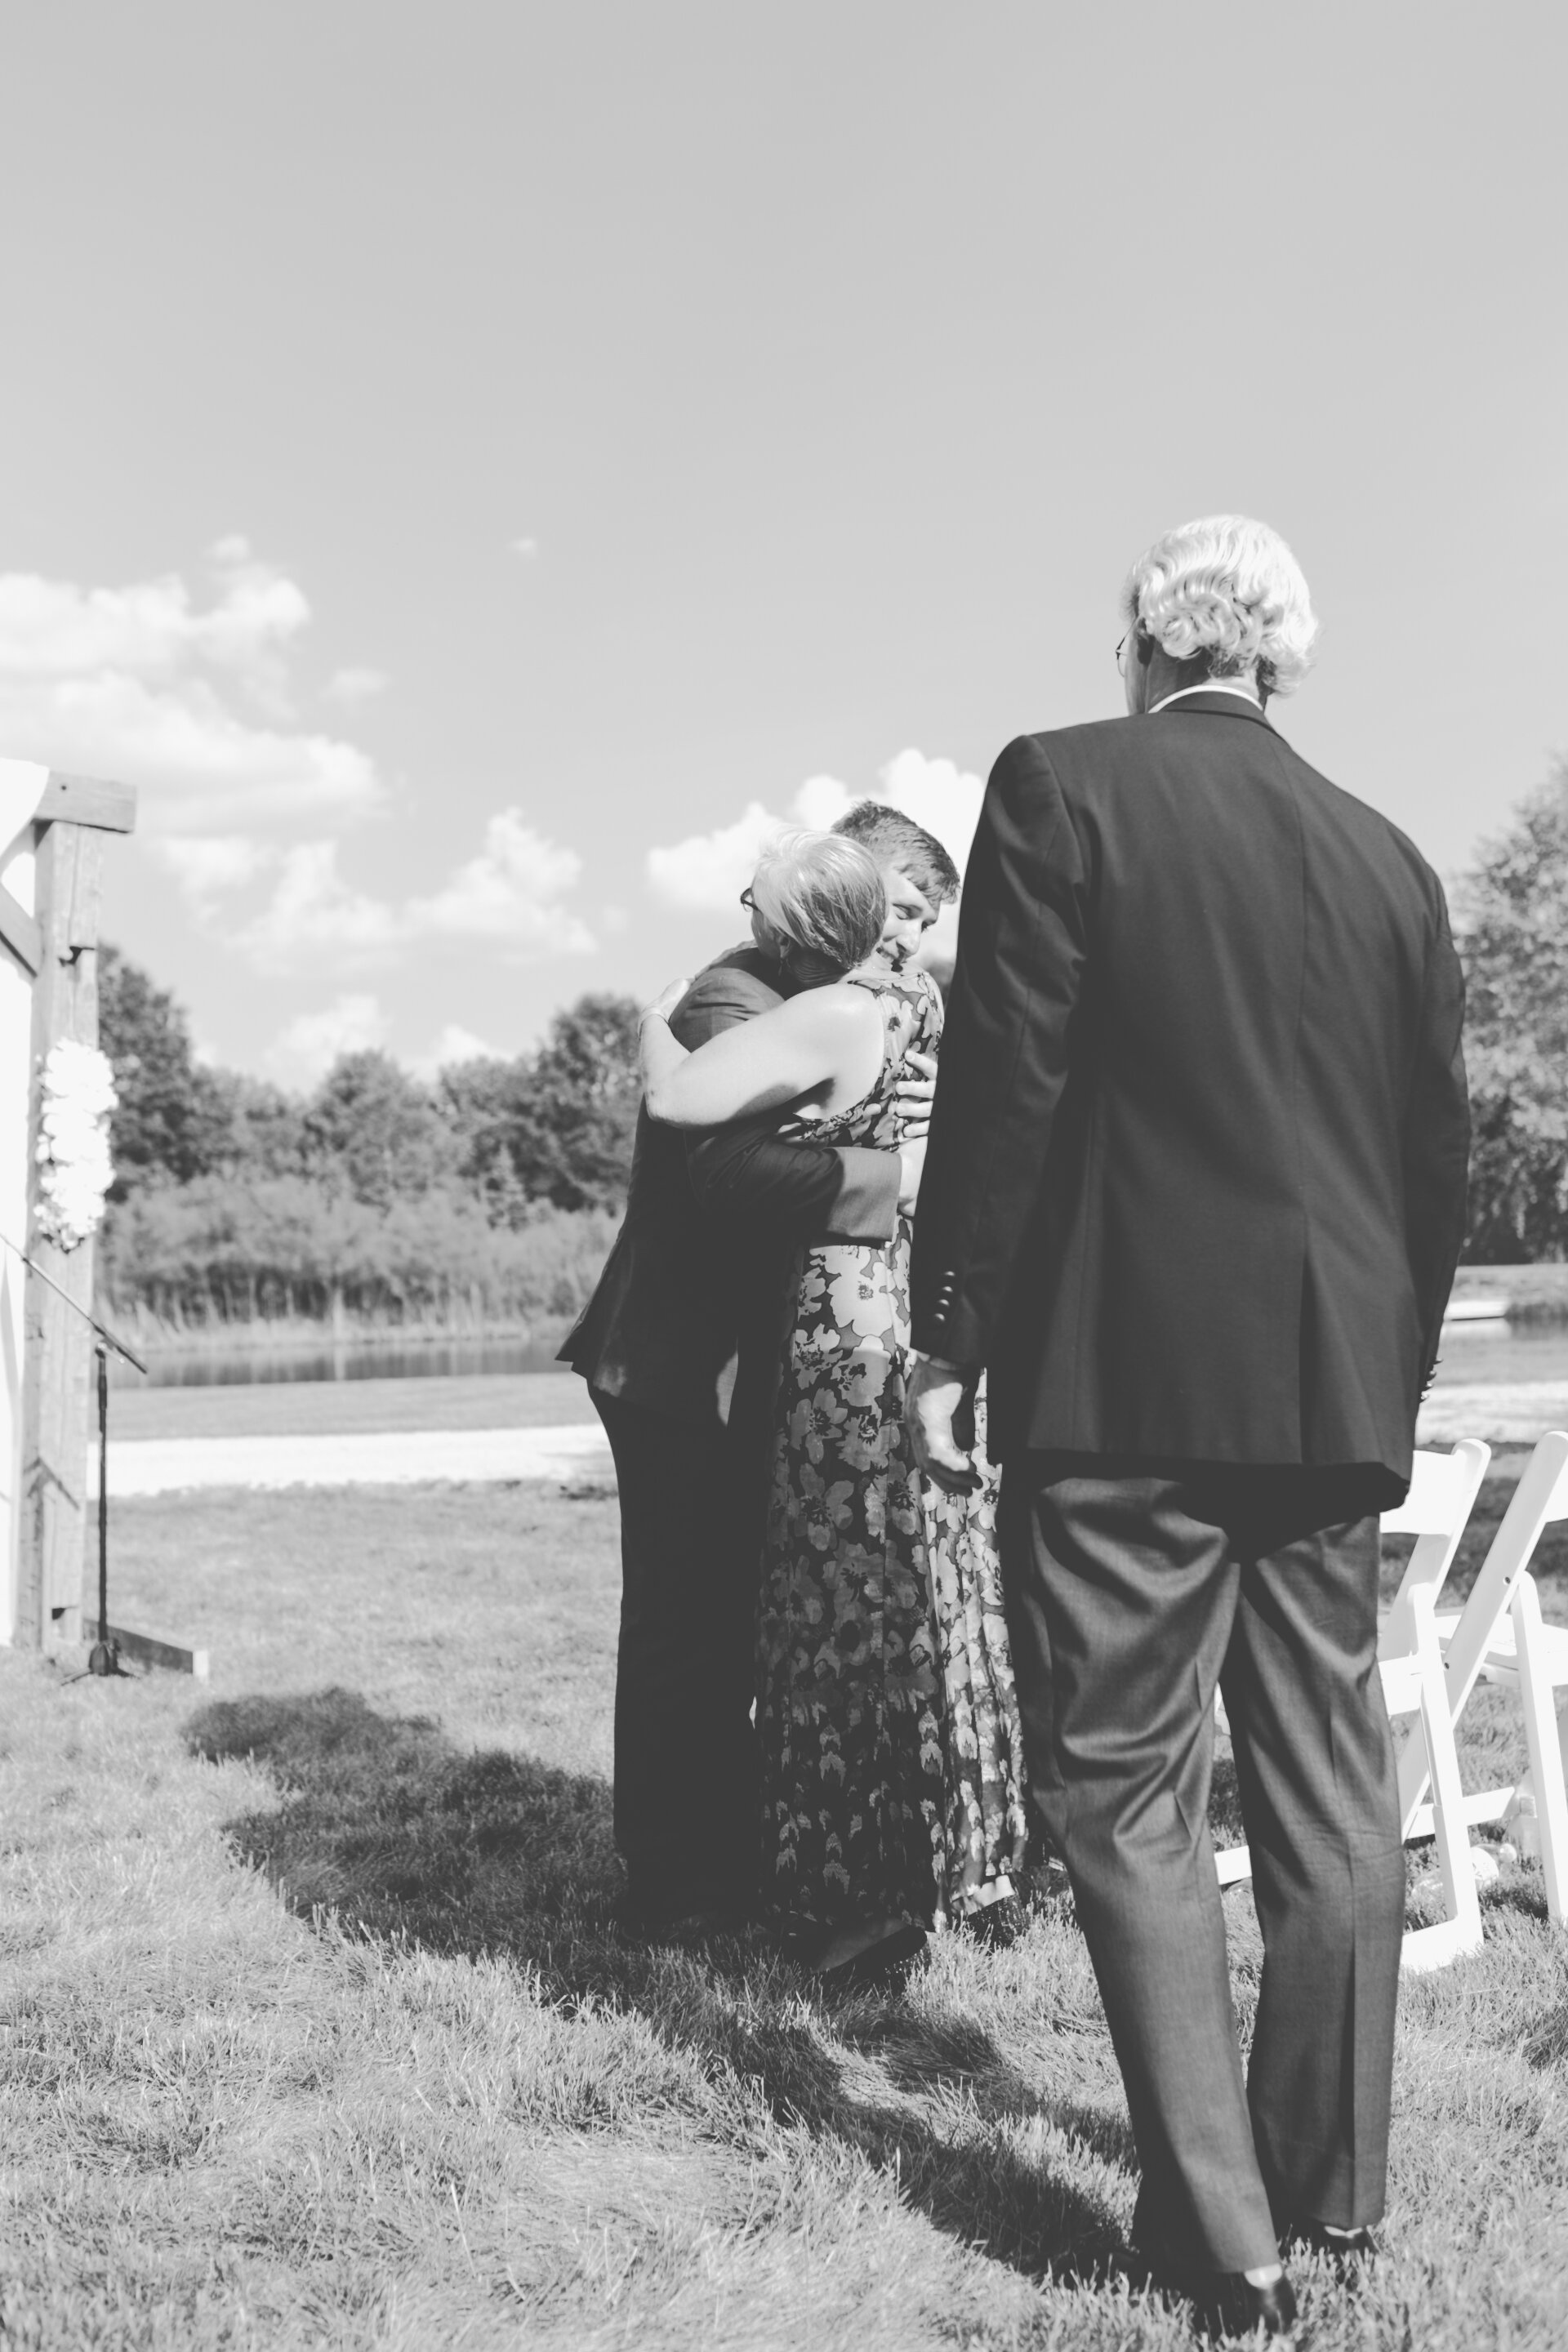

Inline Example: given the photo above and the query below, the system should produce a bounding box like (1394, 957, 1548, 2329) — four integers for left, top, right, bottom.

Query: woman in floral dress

(639, 830, 1027, 1983)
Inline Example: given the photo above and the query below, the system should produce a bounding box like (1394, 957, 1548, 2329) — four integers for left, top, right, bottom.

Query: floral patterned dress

(755, 968, 1028, 1936)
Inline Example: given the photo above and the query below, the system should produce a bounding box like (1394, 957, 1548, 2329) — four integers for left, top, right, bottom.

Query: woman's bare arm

(640, 984, 881, 1128)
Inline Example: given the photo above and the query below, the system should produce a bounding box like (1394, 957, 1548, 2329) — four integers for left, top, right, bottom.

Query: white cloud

(265, 992, 390, 1085)
(647, 799, 787, 912)
(409, 1022, 504, 1080)
(874, 748, 985, 871)
(152, 834, 277, 912)
(644, 748, 986, 912)
(230, 808, 594, 972)
(407, 808, 591, 950)
(233, 841, 405, 965)
(323, 666, 389, 705)
(0, 546, 384, 834)
(0, 547, 307, 686)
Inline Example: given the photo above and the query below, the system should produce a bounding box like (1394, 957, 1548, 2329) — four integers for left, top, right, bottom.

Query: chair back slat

(1544, 1446, 1568, 1526)
(1381, 1441, 1490, 1538)
(1379, 1440, 1490, 1662)
(1440, 1431, 1568, 1720)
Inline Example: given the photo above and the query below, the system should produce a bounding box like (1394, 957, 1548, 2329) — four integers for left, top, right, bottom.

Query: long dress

(755, 967, 1028, 1935)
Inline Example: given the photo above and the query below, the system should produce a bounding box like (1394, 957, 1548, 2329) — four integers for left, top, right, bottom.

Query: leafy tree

(97, 943, 230, 1196)
(439, 1057, 536, 1227)
(518, 992, 642, 1209)
(302, 1050, 458, 1209)
(1458, 762, 1568, 1258)
(100, 1172, 617, 1330)
(443, 993, 641, 1216)
(203, 1068, 307, 1179)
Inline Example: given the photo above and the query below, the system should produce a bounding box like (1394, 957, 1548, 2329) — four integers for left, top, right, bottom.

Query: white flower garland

(34, 1040, 118, 1252)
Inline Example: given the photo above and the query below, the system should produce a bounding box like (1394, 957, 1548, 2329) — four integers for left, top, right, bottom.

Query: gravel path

(96, 1422, 614, 1496)
(80, 1358, 1568, 1498)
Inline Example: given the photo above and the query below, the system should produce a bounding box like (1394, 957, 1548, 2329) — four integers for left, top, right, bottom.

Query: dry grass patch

(1, 1477, 1566, 2348)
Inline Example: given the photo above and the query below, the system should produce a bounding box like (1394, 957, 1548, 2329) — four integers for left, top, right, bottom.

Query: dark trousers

(592, 1391, 760, 1912)
(998, 1460, 1405, 2273)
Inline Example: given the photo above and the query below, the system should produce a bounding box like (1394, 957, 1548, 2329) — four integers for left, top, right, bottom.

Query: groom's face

(873, 863, 938, 970)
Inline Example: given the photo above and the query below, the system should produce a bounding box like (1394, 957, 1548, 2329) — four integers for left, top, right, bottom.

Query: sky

(1, 4, 1564, 1085)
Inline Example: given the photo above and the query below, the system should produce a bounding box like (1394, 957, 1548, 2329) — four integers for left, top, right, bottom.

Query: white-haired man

(908, 517, 1469, 2336)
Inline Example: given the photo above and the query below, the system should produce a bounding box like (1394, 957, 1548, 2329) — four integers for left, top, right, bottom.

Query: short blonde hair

(1121, 514, 1319, 697)
(750, 830, 886, 973)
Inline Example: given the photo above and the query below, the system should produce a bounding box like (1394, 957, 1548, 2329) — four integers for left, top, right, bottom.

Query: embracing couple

(564, 514, 1469, 2335)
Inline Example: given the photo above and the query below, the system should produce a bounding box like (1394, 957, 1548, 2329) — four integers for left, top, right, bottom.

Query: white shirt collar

(1149, 681, 1263, 716)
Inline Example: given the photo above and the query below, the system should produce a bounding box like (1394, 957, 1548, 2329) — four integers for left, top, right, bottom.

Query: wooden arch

(0, 760, 136, 1650)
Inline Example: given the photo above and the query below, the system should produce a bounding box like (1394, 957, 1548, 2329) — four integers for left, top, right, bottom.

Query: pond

(115, 1318, 1568, 1392)
(117, 1334, 572, 1389)
(1431, 1322, 1568, 1387)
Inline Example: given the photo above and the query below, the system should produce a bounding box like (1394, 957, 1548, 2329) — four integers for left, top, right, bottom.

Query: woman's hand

(642, 976, 692, 1026)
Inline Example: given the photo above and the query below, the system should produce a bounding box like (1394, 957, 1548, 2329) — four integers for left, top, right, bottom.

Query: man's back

(560, 947, 791, 1420)
(562, 944, 902, 1427)
(914, 690, 1468, 1487)
(910, 520, 1468, 2305)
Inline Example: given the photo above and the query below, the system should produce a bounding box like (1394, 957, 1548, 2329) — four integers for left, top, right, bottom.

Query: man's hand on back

(893, 1049, 938, 1140)
(898, 1135, 927, 1215)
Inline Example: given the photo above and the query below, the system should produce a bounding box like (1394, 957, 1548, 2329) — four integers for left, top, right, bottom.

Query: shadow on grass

(186, 1686, 1130, 2291)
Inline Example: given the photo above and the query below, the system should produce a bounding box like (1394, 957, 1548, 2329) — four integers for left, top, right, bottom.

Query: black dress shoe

(618, 1878, 751, 1935)
(816, 1922, 928, 1993)
(1157, 2268, 1298, 2341)
(956, 1895, 1026, 1948)
(1283, 2221, 1379, 2277)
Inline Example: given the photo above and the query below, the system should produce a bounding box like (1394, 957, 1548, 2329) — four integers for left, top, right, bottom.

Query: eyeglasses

(1115, 632, 1128, 675)
(739, 888, 756, 911)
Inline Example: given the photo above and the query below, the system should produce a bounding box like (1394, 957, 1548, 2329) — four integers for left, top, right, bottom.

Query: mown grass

(1, 1473, 1566, 2350)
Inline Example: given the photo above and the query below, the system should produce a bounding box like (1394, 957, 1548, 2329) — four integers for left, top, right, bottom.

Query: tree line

(1460, 759, 1568, 1260)
(96, 948, 639, 1337)
(92, 753, 1568, 1338)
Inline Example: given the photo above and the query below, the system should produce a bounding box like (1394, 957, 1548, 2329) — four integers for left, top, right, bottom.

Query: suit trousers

(593, 1390, 760, 1913)
(997, 1459, 1405, 2273)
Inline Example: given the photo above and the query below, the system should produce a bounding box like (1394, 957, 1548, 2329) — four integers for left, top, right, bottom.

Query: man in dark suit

(906, 516, 1468, 2335)
(563, 810, 956, 1927)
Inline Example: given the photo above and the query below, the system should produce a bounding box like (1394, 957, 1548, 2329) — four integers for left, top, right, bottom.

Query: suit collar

(1151, 686, 1275, 730)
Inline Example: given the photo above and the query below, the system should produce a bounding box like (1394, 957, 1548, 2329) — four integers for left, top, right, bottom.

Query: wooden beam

(16, 823, 105, 1649)
(36, 772, 137, 835)
(83, 1619, 211, 1679)
(0, 883, 41, 977)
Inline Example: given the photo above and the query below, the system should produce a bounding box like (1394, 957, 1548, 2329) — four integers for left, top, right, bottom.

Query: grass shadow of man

(186, 1685, 1141, 2296)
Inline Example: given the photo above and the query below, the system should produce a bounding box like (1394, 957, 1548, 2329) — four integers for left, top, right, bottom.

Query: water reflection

(115, 1320, 1568, 1394)
(116, 1334, 571, 1390)
(1432, 1323, 1568, 1387)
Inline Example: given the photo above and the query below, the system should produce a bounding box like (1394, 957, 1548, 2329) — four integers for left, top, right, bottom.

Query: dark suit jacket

(560, 947, 902, 1435)
(910, 693, 1470, 1494)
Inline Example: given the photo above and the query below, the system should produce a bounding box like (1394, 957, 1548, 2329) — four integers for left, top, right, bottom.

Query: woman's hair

(749, 829, 888, 973)
(1121, 514, 1320, 697)
(831, 800, 960, 905)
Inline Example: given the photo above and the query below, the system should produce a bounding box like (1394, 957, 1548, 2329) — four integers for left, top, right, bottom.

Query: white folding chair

(1415, 1429, 1568, 1924)
(1214, 1442, 1492, 1974)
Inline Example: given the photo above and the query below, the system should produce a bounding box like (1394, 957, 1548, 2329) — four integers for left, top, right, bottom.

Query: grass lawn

(2, 1470, 1566, 2350)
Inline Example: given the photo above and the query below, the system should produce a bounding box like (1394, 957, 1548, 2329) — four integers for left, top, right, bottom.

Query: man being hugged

(562, 804, 956, 1932)
(908, 517, 1469, 2337)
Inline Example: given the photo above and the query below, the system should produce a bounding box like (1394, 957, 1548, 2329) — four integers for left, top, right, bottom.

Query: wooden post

(16, 822, 105, 1649)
